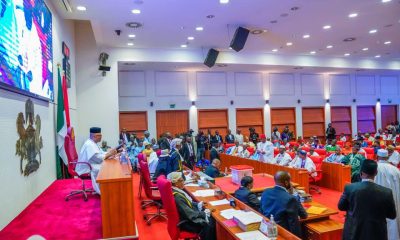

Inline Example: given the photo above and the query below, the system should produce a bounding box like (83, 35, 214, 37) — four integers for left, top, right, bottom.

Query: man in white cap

(167, 172, 216, 240)
(257, 134, 274, 163)
(168, 138, 184, 175)
(387, 145, 400, 167)
(375, 149, 400, 240)
(143, 130, 151, 145)
(291, 150, 317, 177)
(76, 127, 117, 194)
(274, 145, 292, 166)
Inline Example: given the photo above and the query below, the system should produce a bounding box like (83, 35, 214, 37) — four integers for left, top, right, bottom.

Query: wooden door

(271, 108, 296, 137)
(381, 105, 397, 129)
(156, 110, 189, 138)
(331, 107, 352, 138)
(236, 108, 264, 137)
(198, 109, 229, 136)
(119, 111, 148, 137)
(357, 106, 376, 134)
(302, 107, 325, 139)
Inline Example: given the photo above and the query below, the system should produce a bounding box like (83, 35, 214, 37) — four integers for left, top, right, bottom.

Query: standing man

(281, 126, 290, 144)
(213, 130, 223, 145)
(341, 145, 366, 182)
(119, 128, 130, 144)
(158, 132, 172, 150)
(271, 127, 281, 147)
(181, 136, 196, 169)
(235, 129, 244, 145)
(326, 123, 336, 141)
(143, 130, 151, 145)
(249, 127, 259, 145)
(338, 160, 397, 240)
(196, 131, 207, 162)
(256, 134, 274, 163)
(375, 149, 400, 240)
(225, 129, 235, 144)
(76, 127, 117, 194)
(209, 143, 220, 160)
(261, 171, 308, 237)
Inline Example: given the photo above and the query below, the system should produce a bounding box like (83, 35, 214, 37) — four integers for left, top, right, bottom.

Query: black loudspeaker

(204, 48, 219, 68)
(230, 27, 250, 52)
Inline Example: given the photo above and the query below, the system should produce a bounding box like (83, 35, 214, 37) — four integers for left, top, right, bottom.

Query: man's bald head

(274, 171, 291, 188)
(212, 159, 221, 167)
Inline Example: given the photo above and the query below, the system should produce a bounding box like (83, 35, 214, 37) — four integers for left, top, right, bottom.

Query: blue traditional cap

(90, 127, 101, 133)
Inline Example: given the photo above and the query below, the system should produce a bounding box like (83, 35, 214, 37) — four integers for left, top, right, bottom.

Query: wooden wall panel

(156, 110, 189, 137)
(302, 107, 325, 138)
(331, 107, 352, 136)
(271, 108, 296, 135)
(119, 112, 148, 137)
(381, 105, 398, 129)
(198, 109, 229, 136)
(236, 108, 264, 137)
(357, 106, 375, 134)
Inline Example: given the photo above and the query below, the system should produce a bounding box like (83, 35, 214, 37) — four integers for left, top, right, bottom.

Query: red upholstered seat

(288, 141, 299, 147)
(363, 147, 375, 160)
(287, 152, 295, 159)
(273, 148, 279, 157)
(301, 146, 310, 152)
(309, 156, 323, 194)
(157, 175, 200, 240)
(65, 127, 95, 201)
(225, 143, 235, 149)
(247, 147, 255, 156)
(336, 141, 345, 147)
(365, 140, 373, 146)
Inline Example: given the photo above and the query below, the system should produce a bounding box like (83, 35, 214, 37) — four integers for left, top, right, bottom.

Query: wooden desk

(220, 154, 310, 192)
(97, 158, 137, 239)
(301, 201, 338, 223)
(215, 173, 299, 194)
(320, 162, 351, 192)
(185, 184, 301, 240)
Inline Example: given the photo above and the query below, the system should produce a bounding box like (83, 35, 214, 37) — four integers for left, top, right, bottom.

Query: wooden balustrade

(320, 162, 351, 191)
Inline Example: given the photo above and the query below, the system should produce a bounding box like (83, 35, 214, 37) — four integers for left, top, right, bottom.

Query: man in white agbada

(374, 149, 400, 240)
(75, 127, 117, 194)
(387, 145, 400, 167)
(256, 134, 274, 163)
(291, 150, 317, 177)
(274, 145, 292, 166)
(148, 146, 159, 175)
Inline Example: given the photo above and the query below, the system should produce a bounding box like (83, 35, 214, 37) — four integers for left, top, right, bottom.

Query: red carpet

(310, 187, 346, 223)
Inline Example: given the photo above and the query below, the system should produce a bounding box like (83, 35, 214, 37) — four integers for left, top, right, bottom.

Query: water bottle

(120, 149, 128, 164)
(267, 214, 278, 239)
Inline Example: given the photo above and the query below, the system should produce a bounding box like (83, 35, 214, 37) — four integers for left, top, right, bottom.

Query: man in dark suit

(119, 128, 130, 144)
(213, 130, 223, 145)
(209, 143, 220, 160)
(204, 159, 225, 178)
(181, 136, 196, 169)
(234, 176, 260, 212)
(225, 129, 235, 144)
(158, 132, 172, 150)
(338, 159, 397, 240)
(260, 171, 307, 237)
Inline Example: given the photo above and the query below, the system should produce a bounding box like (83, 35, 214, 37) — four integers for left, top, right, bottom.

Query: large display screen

(0, 0, 53, 100)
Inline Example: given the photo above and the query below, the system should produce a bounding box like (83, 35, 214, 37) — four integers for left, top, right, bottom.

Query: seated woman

(234, 176, 260, 212)
(167, 172, 216, 240)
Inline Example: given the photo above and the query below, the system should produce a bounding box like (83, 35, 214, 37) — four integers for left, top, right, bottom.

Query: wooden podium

(97, 158, 137, 239)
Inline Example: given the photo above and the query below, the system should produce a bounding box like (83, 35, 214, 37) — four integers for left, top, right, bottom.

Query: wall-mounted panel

(196, 72, 227, 96)
(155, 71, 188, 96)
(198, 109, 229, 136)
(301, 74, 324, 95)
(381, 105, 398, 129)
(380, 76, 399, 95)
(302, 108, 325, 139)
(119, 111, 148, 137)
(269, 73, 295, 96)
(119, 71, 146, 97)
(270, 108, 296, 137)
(357, 106, 376, 134)
(331, 107, 352, 136)
(356, 75, 375, 95)
(235, 72, 263, 96)
(236, 108, 264, 137)
(329, 74, 351, 95)
(156, 110, 189, 137)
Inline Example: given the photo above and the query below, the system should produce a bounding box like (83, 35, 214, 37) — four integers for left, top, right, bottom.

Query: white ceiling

(54, 0, 400, 62)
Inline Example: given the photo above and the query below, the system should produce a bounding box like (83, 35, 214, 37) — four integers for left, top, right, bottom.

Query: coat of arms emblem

(15, 99, 43, 176)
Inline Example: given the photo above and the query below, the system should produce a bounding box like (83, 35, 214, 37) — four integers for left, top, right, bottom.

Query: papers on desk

(192, 189, 215, 197)
(233, 211, 263, 225)
(209, 199, 230, 206)
(235, 230, 270, 240)
(220, 209, 244, 219)
(184, 183, 199, 187)
(306, 206, 327, 214)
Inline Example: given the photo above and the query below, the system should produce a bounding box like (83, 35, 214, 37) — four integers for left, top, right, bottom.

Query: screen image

(0, 0, 53, 100)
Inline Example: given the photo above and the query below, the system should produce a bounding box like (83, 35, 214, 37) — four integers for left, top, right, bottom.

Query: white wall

(0, 1, 77, 229)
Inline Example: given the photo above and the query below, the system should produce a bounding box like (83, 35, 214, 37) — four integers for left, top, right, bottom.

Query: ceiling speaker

(230, 27, 250, 52)
(204, 48, 219, 68)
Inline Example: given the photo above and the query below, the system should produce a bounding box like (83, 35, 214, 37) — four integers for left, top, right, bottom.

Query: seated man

(167, 172, 216, 240)
(341, 145, 366, 182)
(290, 150, 317, 177)
(325, 147, 344, 163)
(148, 145, 159, 175)
(387, 145, 400, 166)
(76, 127, 117, 194)
(204, 159, 225, 178)
(234, 176, 260, 212)
(325, 139, 338, 152)
(261, 171, 307, 237)
(308, 146, 319, 157)
(274, 145, 292, 166)
(239, 143, 251, 158)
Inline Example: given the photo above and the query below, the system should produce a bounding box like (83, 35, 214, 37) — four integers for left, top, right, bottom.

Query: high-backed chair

(273, 148, 279, 157)
(64, 127, 95, 201)
(363, 147, 375, 160)
(139, 160, 167, 225)
(301, 146, 310, 152)
(314, 149, 327, 159)
(138, 153, 145, 199)
(309, 156, 323, 194)
(336, 141, 345, 148)
(157, 175, 200, 240)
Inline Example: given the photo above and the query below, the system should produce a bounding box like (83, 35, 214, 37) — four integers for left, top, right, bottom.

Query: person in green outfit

(341, 144, 366, 182)
(325, 139, 338, 152)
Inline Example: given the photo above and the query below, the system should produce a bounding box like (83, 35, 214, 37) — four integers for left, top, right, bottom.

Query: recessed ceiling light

(251, 29, 264, 34)
(217, 64, 228, 67)
(362, 47, 369, 51)
(187, 36, 194, 40)
(272, 49, 278, 52)
(76, 6, 86, 11)
(310, 51, 316, 54)
(180, 44, 187, 48)
(229, 47, 232, 50)
(381, 0, 392, 2)
(286, 42, 293, 46)
(369, 29, 377, 34)
(375, 55, 381, 58)
(206, 15, 215, 19)
(127, 43, 134, 46)
(344, 53, 350, 56)
(195, 26, 204, 31)
(384, 41, 391, 45)
(128, 34, 136, 38)
(348, 13, 358, 18)
(323, 25, 331, 29)
(131, 9, 141, 14)
(326, 45, 333, 49)
(303, 34, 310, 39)
(220, 0, 229, 4)
(343, 37, 356, 42)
